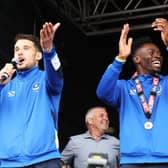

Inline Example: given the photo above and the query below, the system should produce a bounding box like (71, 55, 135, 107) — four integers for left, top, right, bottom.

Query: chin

(151, 66, 161, 73)
(17, 66, 27, 71)
(153, 69, 161, 73)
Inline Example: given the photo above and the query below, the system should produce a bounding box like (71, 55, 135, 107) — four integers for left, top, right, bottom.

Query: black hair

(14, 34, 42, 52)
(131, 36, 153, 57)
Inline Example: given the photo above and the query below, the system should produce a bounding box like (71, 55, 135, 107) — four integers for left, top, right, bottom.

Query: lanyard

(133, 72, 159, 119)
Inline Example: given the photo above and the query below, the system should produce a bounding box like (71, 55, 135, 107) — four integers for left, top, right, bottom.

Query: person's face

(91, 108, 109, 133)
(133, 43, 163, 74)
(14, 39, 42, 71)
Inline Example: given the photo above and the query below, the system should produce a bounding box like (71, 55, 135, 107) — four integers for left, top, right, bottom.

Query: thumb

(53, 22, 61, 34)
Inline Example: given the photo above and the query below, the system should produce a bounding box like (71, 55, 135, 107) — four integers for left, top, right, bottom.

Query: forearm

(43, 48, 63, 93)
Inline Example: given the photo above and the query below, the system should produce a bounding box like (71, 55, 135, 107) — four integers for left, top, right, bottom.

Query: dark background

(0, 0, 168, 151)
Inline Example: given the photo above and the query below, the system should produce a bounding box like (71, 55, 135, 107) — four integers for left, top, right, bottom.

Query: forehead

(15, 39, 34, 48)
(141, 43, 160, 51)
(94, 108, 107, 116)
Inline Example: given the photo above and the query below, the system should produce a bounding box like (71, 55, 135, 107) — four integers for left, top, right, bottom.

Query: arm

(61, 138, 75, 167)
(96, 24, 132, 106)
(40, 22, 63, 94)
(152, 18, 168, 47)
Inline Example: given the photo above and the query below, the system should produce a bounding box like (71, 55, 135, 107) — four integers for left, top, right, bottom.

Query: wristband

(115, 56, 126, 63)
(43, 47, 54, 53)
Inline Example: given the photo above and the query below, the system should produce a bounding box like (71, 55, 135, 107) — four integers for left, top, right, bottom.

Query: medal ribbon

(133, 72, 159, 119)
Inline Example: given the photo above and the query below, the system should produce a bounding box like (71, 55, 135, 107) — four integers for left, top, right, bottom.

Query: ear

(87, 118, 93, 125)
(35, 51, 42, 61)
(133, 55, 140, 64)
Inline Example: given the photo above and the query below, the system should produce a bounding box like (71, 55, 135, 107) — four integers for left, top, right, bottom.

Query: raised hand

(152, 18, 168, 47)
(40, 22, 61, 52)
(118, 23, 133, 60)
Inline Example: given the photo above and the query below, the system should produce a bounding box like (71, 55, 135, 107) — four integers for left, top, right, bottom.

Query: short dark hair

(131, 36, 153, 57)
(14, 34, 42, 52)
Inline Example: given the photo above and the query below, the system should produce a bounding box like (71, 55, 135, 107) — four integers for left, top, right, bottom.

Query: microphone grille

(11, 57, 19, 64)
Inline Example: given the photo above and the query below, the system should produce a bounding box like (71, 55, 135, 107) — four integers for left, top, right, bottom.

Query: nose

(17, 49, 23, 55)
(152, 52, 162, 61)
(15, 48, 24, 55)
(154, 49, 161, 57)
(103, 115, 109, 121)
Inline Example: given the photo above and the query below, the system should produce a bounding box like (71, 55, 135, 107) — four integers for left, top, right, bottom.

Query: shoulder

(105, 134, 120, 143)
(66, 133, 88, 147)
(70, 133, 87, 141)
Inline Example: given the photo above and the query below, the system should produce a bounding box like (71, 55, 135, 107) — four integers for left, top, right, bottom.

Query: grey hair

(85, 106, 106, 126)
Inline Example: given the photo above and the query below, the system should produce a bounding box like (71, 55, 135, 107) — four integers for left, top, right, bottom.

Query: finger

(152, 18, 167, 25)
(153, 27, 164, 32)
(40, 29, 47, 41)
(42, 23, 51, 38)
(152, 22, 165, 26)
(9, 69, 16, 76)
(120, 24, 128, 42)
(40, 29, 47, 49)
(155, 18, 167, 22)
(53, 22, 61, 34)
(152, 18, 168, 28)
(41, 23, 52, 39)
(127, 37, 133, 49)
(45, 22, 54, 36)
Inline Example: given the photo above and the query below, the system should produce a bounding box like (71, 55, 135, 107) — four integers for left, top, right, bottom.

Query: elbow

(96, 85, 104, 100)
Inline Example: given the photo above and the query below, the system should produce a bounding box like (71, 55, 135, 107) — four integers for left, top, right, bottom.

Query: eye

(23, 46, 30, 50)
(148, 49, 154, 56)
(14, 47, 19, 52)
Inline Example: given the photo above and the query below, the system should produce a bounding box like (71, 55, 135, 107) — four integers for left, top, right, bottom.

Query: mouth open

(152, 60, 161, 67)
(18, 58, 24, 64)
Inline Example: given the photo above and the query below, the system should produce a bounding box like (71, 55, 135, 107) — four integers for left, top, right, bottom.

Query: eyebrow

(14, 45, 32, 49)
(146, 46, 160, 51)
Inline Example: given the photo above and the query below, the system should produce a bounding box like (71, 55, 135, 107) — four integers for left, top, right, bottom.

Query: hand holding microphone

(0, 58, 19, 84)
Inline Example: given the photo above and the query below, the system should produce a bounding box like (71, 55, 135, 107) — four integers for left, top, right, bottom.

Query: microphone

(10, 57, 19, 69)
(0, 58, 19, 83)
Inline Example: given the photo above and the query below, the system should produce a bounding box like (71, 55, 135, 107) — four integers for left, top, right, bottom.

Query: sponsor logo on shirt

(8, 91, 15, 97)
(32, 82, 40, 92)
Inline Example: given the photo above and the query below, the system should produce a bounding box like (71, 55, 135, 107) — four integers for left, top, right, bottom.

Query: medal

(144, 121, 153, 129)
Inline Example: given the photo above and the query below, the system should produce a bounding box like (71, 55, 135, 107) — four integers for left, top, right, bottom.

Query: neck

(89, 129, 104, 141)
(137, 69, 158, 76)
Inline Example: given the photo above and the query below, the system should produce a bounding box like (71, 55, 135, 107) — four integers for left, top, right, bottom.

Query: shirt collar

(131, 73, 163, 82)
(84, 131, 109, 140)
(16, 66, 39, 80)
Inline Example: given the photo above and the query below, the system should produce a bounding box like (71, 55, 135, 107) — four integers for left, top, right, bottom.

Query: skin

(118, 23, 133, 60)
(87, 107, 109, 141)
(152, 18, 168, 46)
(118, 23, 163, 75)
(14, 39, 42, 71)
(0, 22, 61, 84)
(62, 107, 110, 168)
(132, 43, 163, 74)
